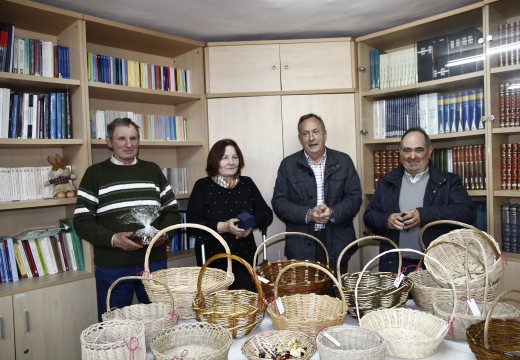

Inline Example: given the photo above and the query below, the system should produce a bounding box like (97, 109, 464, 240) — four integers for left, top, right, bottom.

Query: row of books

(500, 143, 520, 190)
(162, 167, 189, 195)
(90, 109, 187, 141)
(369, 47, 416, 90)
(0, 219, 85, 283)
(0, 165, 74, 202)
(497, 21, 520, 68)
(165, 211, 196, 252)
(372, 88, 485, 139)
(0, 88, 72, 139)
(373, 150, 400, 189)
(498, 82, 520, 128)
(87, 52, 190, 93)
(501, 203, 520, 254)
(0, 22, 71, 78)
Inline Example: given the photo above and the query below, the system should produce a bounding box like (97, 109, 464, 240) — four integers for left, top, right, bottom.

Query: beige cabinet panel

(0, 296, 15, 359)
(280, 42, 353, 91)
(13, 277, 97, 359)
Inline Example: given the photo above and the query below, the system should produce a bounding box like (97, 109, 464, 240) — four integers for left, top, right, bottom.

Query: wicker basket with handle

(143, 223, 234, 319)
(102, 275, 178, 347)
(253, 231, 333, 300)
(266, 261, 347, 338)
(192, 253, 265, 339)
(336, 235, 413, 318)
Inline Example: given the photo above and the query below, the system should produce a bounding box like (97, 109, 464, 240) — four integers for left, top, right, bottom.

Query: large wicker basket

(143, 223, 234, 319)
(267, 261, 347, 338)
(192, 253, 264, 339)
(102, 275, 178, 347)
(81, 319, 146, 360)
(358, 248, 456, 359)
(337, 235, 413, 318)
(420, 220, 503, 289)
(253, 231, 332, 300)
(467, 289, 520, 360)
(241, 330, 317, 360)
(150, 322, 233, 360)
(316, 324, 386, 360)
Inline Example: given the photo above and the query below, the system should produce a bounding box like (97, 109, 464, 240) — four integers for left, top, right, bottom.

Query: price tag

(322, 331, 341, 347)
(393, 273, 404, 288)
(276, 297, 285, 314)
(436, 322, 449, 337)
(257, 275, 270, 284)
(467, 298, 481, 316)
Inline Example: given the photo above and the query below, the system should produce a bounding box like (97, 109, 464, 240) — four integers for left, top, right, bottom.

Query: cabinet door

(13, 277, 97, 359)
(280, 42, 353, 91)
(206, 44, 281, 93)
(0, 296, 15, 359)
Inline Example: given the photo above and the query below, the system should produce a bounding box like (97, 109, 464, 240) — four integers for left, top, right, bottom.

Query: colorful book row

(501, 202, 520, 254)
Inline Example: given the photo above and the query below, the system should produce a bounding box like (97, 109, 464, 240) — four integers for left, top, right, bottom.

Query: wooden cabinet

(0, 295, 15, 359)
(205, 39, 355, 94)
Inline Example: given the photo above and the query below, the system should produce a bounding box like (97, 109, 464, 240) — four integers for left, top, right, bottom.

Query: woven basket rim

(316, 324, 387, 356)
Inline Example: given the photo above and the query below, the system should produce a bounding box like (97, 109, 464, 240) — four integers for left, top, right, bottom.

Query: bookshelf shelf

(90, 139, 204, 148)
(0, 71, 81, 89)
(494, 190, 520, 197)
(0, 139, 84, 148)
(0, 197, 77, 211)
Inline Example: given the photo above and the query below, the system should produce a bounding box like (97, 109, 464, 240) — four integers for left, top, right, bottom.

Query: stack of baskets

(337, 235, 413, 317)
(101, 275, 178, 347)
(253, 231, 333, 299)
(267, 261, 347, 337)
(143, 223, 235, 319)
(192, 253, 265, 338)
(241, 330, 317, 359)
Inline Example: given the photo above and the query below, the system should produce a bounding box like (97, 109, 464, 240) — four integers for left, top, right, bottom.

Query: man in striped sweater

(74, 117, 180, 320)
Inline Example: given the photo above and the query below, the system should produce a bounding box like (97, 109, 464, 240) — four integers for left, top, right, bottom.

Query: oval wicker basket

(266, 261, 347, 338)
(420, 220, 503, 289)
(467, 288, 520, 360)
(336, 235, 413, 318)
(143, 223, 234, 319)
(358, 248, 456, 359)
(102, 275, 178, 347)
(253, 231, 332, 300)
(192, 253, 264, 339)
(316, 324, 386, 360)
(241, 330, 317, 360)
(81, 319, 146, 360)
(150, 322, 233, 360)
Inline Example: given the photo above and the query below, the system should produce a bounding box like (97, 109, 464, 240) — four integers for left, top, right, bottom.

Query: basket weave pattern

(241, 330, 317, 360)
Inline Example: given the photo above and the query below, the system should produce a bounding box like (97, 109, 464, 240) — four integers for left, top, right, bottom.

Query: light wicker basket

(192, 253, 264, 339)
(420, 220, 503, 289)
(253, 231, 333, 300)
(336, 235, 413, 318)
(241, 330, 317, 360)
(266, 261, 347, 338)
(150, 322, 233, 360)
(467, 289, 520, 360)
(316, 324, 386, 360)
(143, 223, 234, 319)
(81, 319, 146, 360)
(358, 248, 456, 359)
(101, 275, 178, 347)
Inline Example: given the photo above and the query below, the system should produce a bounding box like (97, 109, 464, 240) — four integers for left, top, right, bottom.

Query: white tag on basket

(322, 331, 341, 347)
(467, 298, 481, 316)
(436, 322, 449, 337)
(393, 273, 404, 287)
(275, 297, 285, 314)
(257, 275, 269, 284)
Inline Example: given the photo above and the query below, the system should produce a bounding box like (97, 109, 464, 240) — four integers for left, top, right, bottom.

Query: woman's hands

(218, 218, 252, 239)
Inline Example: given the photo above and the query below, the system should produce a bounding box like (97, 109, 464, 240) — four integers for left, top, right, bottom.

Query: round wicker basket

(241, 330, 317, 360)
(143, 223, 234, 319)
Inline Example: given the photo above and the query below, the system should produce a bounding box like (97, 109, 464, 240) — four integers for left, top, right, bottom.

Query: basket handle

(483, 288, 520, 349)
(336, 235, 401, 283)
(273, 261, 347, 316)
(144, 223, 233, 275)
(196, 253, 264, 306)
(355, 248, 457, 327)
(252, 231, 329, 268)
(105, 275, 175, 314)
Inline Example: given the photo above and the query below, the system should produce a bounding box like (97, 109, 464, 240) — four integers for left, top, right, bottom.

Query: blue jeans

(95, 259, 167, 321)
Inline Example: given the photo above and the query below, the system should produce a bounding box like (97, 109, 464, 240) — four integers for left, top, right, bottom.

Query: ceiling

(33, 0, 481, 43)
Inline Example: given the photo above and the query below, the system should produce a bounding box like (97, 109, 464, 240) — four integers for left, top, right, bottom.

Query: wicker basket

(81, 319, 146, 360)
(150, 322, 233, 360)
(337, 235, 413, 317)
(101, 275, 178, 347)
(241, 330, 317, 360)
(316, 324, 386, 360)
(358, 248, 456, 359)
(267, 261, 347, 338)
(253, 231, 333, 300)
(420, 220, 503, 289)
(143, 223, 234, 319)
(467, 289, 520, 360)
(192, 253, 264, 339)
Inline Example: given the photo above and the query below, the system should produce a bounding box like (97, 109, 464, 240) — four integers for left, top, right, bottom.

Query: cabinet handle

(0, 317, 3, 339)
(24, 311, 30, 333)
(272, 65, 277, 70)
(284, 65, 289, 70)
